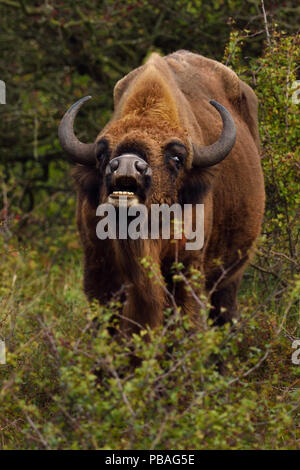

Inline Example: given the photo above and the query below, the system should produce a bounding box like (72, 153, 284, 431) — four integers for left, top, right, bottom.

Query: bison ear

(192, 100, 236, 168)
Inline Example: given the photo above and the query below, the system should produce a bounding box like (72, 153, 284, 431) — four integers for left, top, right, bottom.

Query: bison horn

(58, 96, 96, 166)
(192, 100, 236, 168)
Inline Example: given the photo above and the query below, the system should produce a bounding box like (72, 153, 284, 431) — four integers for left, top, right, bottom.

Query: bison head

(59, 94, 236, 211)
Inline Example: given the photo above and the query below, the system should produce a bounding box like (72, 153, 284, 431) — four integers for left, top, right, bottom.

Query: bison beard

(59, 50, 265, 335)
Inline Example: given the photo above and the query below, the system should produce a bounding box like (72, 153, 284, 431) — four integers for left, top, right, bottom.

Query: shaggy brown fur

(72, 50, 265, 333)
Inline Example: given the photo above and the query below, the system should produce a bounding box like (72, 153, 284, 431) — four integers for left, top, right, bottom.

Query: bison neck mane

(114, 238, 166, 332)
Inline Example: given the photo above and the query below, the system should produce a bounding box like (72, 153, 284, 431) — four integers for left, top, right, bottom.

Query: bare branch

(261, 0, 271, 47)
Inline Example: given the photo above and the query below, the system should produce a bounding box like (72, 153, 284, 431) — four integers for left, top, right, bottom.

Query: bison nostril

(135, 160, 148, 174)
(110, 159, 119, 172)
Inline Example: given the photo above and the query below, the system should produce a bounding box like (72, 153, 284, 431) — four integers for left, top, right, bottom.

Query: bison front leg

(209, 278, 241, 326)
(172, 281, 208, 330)
(121, 281, 166, 335)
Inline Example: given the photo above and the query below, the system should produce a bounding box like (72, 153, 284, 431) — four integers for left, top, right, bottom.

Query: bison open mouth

(108, 190, 140, 207)
(107, 176, 145, 206)
(110, 190, 136, 197)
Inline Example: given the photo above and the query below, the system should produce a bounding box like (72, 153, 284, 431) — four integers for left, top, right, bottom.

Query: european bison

(58, 50, 265, 333)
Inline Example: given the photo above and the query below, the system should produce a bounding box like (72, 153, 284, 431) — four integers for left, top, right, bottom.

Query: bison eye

(166, 154, 184, 171)
(165, 142, 187, 170)
(168, 155, 183, 170)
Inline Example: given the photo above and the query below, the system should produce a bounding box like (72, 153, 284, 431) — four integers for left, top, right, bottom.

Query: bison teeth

(111, 191, 135, 196)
